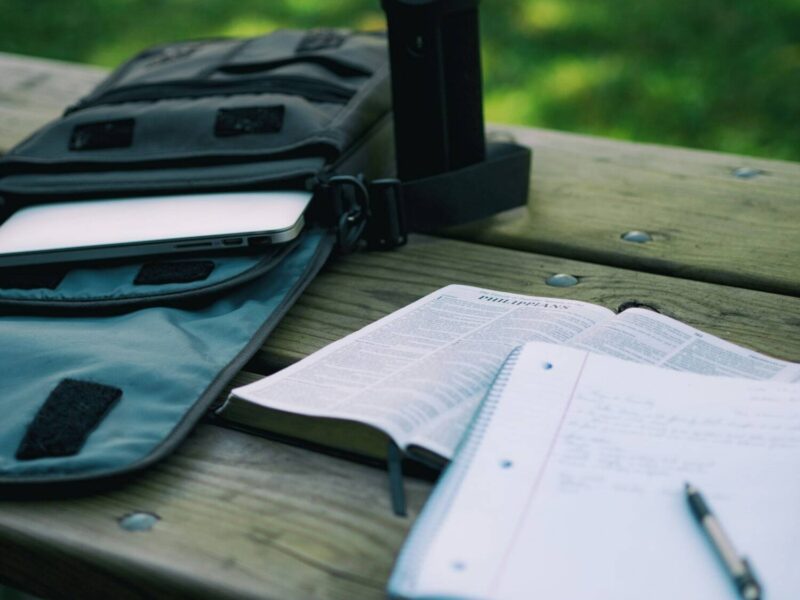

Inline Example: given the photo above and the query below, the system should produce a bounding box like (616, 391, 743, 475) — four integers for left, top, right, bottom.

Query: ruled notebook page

(389, 341, 800, 600)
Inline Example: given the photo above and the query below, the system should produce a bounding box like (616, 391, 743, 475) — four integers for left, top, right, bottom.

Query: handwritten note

(391, 342, 800, 600)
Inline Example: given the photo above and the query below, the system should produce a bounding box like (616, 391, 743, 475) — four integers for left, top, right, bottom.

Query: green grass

(1, 0, 798, 160)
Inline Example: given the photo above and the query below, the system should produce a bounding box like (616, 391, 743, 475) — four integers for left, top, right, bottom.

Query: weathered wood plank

(0, 425, 432, 600)
(452, 126, 800, 296)
(254, 234, 800, 373)
(0, 52, 105, 109)
(0, 52, 105, 152)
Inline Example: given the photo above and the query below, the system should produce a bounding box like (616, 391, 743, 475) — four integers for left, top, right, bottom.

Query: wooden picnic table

(0, 52, 798, 599)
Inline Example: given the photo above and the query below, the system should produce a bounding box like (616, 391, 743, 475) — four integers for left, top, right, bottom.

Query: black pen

(685, 483, 762, 600)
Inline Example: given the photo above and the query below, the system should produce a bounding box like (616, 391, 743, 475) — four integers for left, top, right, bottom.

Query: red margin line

(489, 350, 591, 594)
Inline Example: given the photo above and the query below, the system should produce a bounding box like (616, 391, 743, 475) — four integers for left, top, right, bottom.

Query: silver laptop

(0, 191, 311, 267)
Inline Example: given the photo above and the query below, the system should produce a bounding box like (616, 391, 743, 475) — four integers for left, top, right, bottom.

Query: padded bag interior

(0, 229, 333, 487)
(0, 235, 300, 312)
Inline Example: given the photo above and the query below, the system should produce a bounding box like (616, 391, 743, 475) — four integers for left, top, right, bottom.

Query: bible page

(227, 285, 613, 456)
(406, 304, 799, 455)
(572, 307, 800, 382)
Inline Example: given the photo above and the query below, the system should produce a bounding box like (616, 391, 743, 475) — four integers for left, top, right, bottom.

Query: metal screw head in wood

(118, 512, 159, 532)
(621, 231, 652, 243)
(546, 273, 578, 287)
(732, 167, 763, 179)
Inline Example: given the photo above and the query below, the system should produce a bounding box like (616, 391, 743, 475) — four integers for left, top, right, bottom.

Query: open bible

(218, 285, 800, 466)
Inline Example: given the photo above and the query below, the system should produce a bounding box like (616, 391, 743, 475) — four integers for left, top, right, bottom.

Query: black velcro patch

(134, 260, 215, 285)
(69, 118, 135, 151)
(0, 265, 67, 290)
(214, 106, 284, 137)
(296, 29, 347, 53)
(16, 379, 122, 460)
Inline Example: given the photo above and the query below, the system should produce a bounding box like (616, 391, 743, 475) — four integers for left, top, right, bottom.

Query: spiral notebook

(388, 342, 800, 600)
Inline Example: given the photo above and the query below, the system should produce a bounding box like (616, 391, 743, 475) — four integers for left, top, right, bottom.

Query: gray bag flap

(0, 29, 390, 199)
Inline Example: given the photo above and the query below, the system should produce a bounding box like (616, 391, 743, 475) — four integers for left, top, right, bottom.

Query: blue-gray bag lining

(0, 236, 299, 312)
(0, 229, 333, 489)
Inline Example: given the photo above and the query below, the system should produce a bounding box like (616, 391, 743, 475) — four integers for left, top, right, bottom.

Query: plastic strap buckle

(325, 175, 369, 253)
(365, 178, 407, 250)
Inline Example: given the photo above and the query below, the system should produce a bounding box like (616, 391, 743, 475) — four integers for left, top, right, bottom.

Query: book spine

(388, 346, 522, 597)
(456, 345, 521, 464)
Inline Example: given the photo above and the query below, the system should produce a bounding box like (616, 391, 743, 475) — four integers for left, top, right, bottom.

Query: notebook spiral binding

(391, 346, 523, 593)
(460, 346, 521, 454)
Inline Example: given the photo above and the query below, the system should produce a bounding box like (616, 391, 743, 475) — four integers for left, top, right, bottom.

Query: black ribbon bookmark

(387, 441, 407, 517)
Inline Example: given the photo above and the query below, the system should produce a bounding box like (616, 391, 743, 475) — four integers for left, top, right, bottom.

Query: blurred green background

(1, 0, 798, 160)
